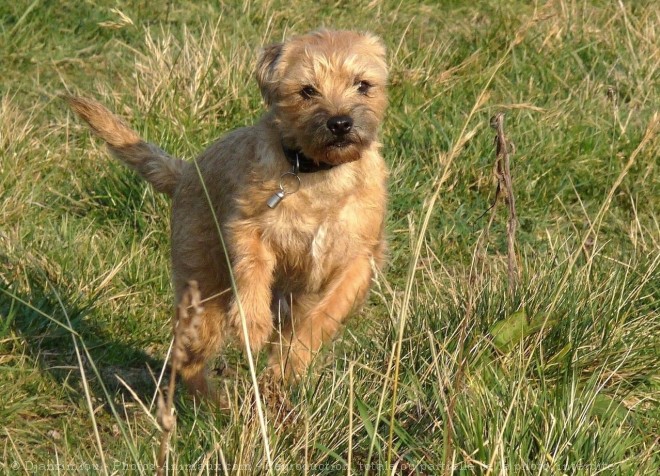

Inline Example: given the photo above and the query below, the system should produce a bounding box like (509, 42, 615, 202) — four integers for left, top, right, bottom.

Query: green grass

(1, 0, 659, 474)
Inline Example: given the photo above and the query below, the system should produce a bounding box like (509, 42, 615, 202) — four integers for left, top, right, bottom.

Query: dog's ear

(363, 33, 388, 77)
(256, 42, 283, 105)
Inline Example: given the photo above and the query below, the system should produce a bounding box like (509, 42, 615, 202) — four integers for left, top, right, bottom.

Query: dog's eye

(356, 80, 372, 95)
(300, 86, 318, 99)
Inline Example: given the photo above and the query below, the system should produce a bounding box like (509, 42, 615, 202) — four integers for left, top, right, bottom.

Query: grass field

(1, 0, 659, 474)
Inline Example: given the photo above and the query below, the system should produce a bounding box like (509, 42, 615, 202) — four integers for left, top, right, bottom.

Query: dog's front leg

(269, 254, 374, 381)
(226, 226, 276, 354)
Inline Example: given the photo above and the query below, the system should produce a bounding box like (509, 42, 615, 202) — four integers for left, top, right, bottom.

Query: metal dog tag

(267, 190, 286, 209)
(265, 169, 301, 209)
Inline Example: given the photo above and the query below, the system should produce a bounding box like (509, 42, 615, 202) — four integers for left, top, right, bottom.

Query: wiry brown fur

(68, 29, 388, 399)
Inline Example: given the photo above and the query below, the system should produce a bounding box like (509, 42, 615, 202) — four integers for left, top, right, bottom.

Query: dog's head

(256, 29, 388, 166)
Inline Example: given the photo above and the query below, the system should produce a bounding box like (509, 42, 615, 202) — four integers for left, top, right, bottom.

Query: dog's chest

(263, 209, 346, 292)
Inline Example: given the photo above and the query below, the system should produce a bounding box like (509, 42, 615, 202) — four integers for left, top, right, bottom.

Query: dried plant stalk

(156, 281, 203, 476)
(490, 112, 519, 297)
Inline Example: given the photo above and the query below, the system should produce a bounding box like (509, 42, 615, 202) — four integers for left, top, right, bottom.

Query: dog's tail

(67, 96, 185, 197)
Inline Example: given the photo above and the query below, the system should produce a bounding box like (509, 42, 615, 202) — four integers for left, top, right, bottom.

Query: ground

(1, 1, 658, 474)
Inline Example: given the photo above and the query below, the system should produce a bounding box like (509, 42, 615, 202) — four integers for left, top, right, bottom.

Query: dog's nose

(327, 115, 353, 136)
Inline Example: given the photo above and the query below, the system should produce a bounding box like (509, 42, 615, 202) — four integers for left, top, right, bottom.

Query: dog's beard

(285, 123, 376, 166)
(314, 135, 363, 165)
(278, 129, 368, 166)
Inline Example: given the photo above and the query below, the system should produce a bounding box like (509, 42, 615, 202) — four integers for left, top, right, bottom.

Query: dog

(68, 29, 389, 400)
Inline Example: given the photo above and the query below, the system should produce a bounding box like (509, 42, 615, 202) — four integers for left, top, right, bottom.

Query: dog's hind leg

(174, 294, 229, 401)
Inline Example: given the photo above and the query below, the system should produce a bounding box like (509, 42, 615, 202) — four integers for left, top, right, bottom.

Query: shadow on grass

(1, 266, 166, 410)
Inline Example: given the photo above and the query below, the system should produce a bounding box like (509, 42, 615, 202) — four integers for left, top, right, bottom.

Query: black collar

(282, 145, 336, 173)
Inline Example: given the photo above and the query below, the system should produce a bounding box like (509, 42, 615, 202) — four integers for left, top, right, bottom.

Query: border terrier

(68, 29, 389, 399)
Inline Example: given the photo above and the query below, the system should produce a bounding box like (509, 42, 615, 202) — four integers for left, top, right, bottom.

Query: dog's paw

(227, 301, 273, 353)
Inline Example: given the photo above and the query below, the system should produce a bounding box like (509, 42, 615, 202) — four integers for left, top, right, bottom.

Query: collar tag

(266, 168, 302, 209)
